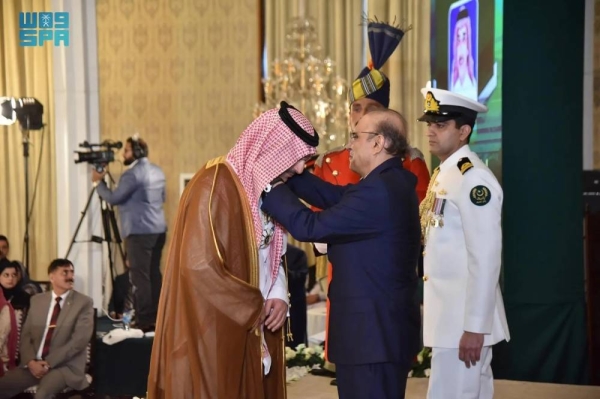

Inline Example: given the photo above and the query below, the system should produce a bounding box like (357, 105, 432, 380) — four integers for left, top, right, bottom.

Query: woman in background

(0, 260, 31, 311)
(0, 259, 20, 376)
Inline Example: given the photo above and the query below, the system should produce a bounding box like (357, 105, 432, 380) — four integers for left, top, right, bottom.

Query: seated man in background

(0, 259, 94, 399)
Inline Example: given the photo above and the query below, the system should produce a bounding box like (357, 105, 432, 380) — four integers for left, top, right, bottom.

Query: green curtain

(492, 0, 588, 384)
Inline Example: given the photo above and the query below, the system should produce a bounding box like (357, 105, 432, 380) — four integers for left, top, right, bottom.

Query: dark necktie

(41, 296, 62, 359)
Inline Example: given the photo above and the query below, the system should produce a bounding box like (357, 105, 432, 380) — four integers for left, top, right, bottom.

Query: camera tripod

(65, 172, 125, 283)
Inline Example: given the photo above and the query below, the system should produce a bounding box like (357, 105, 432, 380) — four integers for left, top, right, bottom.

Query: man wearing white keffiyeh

(147, 102, 318, 399)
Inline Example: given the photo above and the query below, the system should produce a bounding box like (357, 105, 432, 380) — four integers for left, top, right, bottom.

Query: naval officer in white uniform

(417, 85, 510, 399)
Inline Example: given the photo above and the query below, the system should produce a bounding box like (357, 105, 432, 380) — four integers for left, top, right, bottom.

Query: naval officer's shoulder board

(457, 157, 473, 175)
(457, 157, 492, 207)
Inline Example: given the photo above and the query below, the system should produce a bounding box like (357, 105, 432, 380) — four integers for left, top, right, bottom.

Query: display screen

(430, 0, 503, 181)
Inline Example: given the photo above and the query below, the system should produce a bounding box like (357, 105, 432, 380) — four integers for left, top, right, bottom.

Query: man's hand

(28, 360, 49, 379)
(91, 168, 106, 183)
(306, 294, 320, 305)
(459, 331, 484, 368)
(264, 298, 288, 332)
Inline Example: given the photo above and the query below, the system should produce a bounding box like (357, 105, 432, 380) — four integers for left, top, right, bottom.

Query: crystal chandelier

(254, 17, 350, 151)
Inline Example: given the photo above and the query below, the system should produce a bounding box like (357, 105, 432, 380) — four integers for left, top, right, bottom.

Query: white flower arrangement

(286, 343, 324, 368)
(285, 343, 325, 383)
(285, 347, 297, 361)
(409, 347, 432, 378)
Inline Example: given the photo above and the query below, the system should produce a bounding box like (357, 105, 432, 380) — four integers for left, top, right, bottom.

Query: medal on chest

(424, 193, 447, 246)
(430, 196, 447, 227)
(260, 211, 275, 248)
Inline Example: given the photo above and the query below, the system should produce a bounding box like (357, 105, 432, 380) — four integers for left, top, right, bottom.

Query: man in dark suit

(261, 109, 421, 399)
(0, 259, 94, 399)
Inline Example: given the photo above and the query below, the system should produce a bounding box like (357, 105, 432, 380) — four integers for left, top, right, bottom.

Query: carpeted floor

(287, 375, 600, 399)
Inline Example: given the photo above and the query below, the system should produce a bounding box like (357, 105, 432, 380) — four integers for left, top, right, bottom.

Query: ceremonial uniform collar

(439, 145, 472, 172)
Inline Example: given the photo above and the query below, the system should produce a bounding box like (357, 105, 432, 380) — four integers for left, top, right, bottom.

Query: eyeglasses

(348, 131, 380, 142)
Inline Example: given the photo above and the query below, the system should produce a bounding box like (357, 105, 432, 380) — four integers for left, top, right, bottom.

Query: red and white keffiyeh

(226, 106, 317, 286)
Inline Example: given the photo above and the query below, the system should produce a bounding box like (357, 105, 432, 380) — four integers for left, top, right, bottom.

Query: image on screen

(430, 0, 502, 182)
(448, 0, 479, 101)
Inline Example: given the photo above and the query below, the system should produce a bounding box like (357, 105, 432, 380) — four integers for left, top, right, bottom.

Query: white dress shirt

(259, 241, 288, 303)
(36, 290, 71, 359)
(258, 198, 289, 304)
(258, 198, 289, 375)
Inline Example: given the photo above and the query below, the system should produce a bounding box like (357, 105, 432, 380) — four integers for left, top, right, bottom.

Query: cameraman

(91, 136, 167, 331)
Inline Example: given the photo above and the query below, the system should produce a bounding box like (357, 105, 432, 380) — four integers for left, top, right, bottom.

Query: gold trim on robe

(147, 157, 285, 399)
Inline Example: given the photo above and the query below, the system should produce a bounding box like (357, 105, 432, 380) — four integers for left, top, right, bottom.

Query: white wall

(53, 0, 106, 310)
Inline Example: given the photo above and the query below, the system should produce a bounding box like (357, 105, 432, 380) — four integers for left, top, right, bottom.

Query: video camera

(74, 140, 122, 172)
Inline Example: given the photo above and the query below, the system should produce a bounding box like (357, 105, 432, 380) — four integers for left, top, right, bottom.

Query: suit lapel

(40, 292, 53, 319)
(53, 291, 75, 338)
(34, 292, 53, 350)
